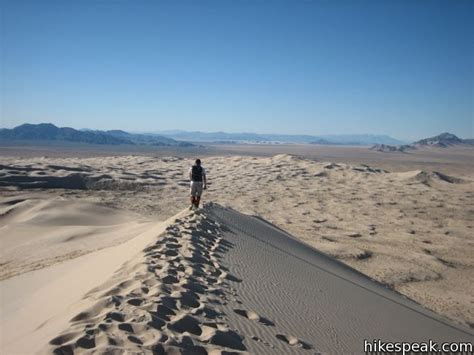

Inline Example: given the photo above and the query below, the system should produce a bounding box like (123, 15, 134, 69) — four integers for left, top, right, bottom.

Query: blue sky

(1, 0, 473, 141)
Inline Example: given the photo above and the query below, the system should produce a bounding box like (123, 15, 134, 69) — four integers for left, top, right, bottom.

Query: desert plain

(0, 143, 473, 353)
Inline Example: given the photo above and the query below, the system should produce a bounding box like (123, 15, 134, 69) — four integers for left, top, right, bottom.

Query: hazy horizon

(1, 0, 473, 141)
(3, 121, 474, 143)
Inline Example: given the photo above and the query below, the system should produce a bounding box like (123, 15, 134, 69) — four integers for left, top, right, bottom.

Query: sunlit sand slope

(39, 203, 473, 354)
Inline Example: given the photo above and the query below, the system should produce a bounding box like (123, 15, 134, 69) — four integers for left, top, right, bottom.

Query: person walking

(189, 159, 207, 209)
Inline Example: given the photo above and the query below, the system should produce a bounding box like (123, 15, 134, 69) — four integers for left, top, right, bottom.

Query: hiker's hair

(195, 159, 201, 166)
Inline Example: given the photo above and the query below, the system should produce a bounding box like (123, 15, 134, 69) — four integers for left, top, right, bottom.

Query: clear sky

(1, 0, 473, 141)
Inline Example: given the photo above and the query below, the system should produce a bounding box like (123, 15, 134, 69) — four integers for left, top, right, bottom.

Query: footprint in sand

(251, 335, 274, 348)
(168, 314, 203, 336)
(201, 327, 247, 351)
(49, 331, 82, 346)
(160, 274, 179, 285)
(276, 334, 313, 350)
(233, 309, 275, 326)
(224, 272, 242, 283)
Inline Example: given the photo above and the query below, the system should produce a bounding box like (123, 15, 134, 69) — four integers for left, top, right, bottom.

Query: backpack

(191, 165, 203, 182)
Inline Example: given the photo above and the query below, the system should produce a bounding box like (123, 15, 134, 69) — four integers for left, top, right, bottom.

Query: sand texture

(1, 152, 473, 351)
(18, 204, 474, 353)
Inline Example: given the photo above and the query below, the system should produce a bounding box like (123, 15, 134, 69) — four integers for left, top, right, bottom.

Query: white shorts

(190, 181, 203, 197)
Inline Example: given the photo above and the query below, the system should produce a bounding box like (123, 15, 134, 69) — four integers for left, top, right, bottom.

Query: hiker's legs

(190, 182, 197, 208)
(194, 182, 203, 208)
(190, 181, 203, 209)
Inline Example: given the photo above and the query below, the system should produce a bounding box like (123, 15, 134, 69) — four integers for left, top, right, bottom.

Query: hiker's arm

(203, 174, 207, 189)
(188, 168, 192, 181)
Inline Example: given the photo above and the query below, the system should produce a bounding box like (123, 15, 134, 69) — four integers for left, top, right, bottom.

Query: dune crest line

(45, 209, 252, 354)
(41, 203, 473, 354)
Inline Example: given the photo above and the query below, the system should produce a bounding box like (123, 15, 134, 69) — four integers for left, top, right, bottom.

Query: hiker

(189, 159, 207, 209)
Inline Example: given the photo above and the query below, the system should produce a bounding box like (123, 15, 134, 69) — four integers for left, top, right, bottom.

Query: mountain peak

(413, 132, 464, 147)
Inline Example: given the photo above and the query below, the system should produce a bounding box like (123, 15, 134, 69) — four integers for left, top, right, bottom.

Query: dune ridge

(44, 210, 252, 354)
(41, 203, 473, 354)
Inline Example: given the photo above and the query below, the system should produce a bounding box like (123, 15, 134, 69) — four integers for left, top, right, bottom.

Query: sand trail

(11, 203, 467, 354)
(41, 209, 251, 354)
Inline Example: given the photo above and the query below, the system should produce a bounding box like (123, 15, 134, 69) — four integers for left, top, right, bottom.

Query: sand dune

(0, 196, 151, 280)
(3, 204, 472, 354)
(0, 209, 188, 354)
(1, 153, 473, 331)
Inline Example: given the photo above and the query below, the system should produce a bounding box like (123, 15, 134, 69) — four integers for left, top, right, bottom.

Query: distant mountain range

(2, 125, 471, 150)
(155, 130, 406, 145)
(0, 124, 194, 147)
(370, 132, 474, 152)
